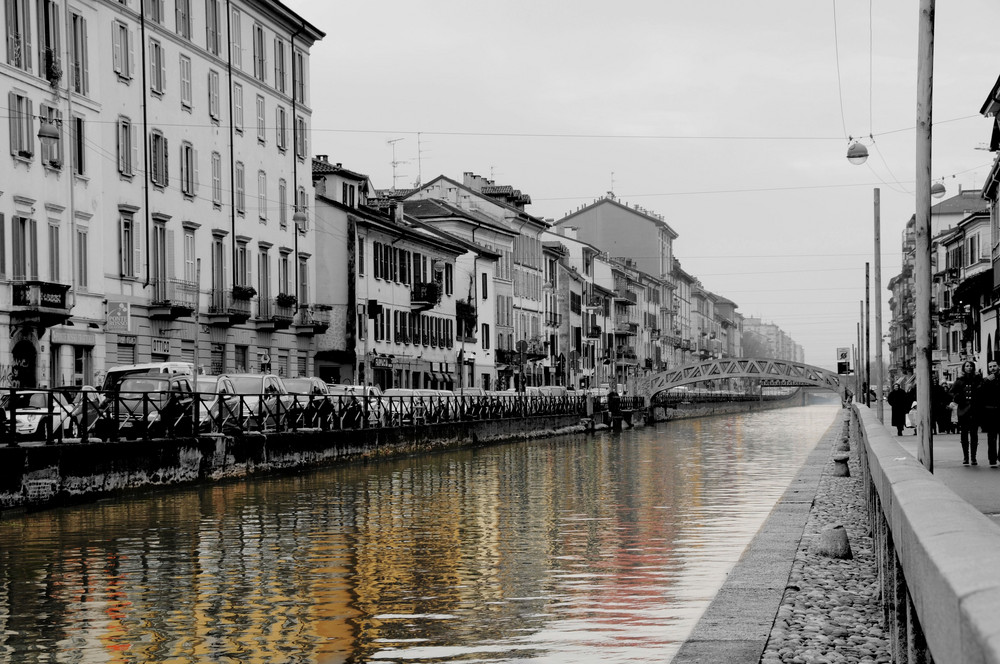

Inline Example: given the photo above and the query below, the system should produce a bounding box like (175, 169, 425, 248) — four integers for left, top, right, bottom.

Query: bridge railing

(853, 404, 1000, 663)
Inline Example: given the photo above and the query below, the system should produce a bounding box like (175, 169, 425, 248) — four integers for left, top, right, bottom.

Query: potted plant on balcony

(276, 292, 297, 308)
(232, 284, 257, 301)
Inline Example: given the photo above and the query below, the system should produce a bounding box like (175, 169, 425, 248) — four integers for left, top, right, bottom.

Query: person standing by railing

(951, 360, 983, 466)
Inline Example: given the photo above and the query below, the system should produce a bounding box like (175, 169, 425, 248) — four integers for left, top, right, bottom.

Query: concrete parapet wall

(654, 395, 800, 422)
(0, 414, 585, 513)
(854, 405, 1000, 664)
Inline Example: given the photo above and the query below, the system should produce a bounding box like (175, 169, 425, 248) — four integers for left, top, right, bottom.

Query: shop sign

(372, 355, 393, 369)
(51, 330, 96, 346)
(107, 300, 131, 332)
(118, 334, 138, 346)
(151, 337, 173, 355)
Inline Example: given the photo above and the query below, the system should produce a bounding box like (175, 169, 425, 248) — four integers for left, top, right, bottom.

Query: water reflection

(0, 405, 837, 663)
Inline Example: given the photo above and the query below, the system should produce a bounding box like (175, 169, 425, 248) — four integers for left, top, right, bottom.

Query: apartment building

(1, 0, 323, 388)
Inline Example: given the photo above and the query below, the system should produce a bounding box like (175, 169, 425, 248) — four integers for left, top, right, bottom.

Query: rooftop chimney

(317, 155, 328, 163)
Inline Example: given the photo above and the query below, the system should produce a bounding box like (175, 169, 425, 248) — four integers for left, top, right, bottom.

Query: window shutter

(192, 148, 199, 192)
(5, 3, 15, 64)
(166, 230, 176, 279)
(7, 92, 16, 155)
(133, 222, 142, 278)
(163, 136, 169, 183)
(112, 22, 121, 73)
(80, 17, 89, 92)
(29, 218, 38, 279)
(24, 5, 32, 71)
(25, 98, 33, 156)
(128, 27, 135, 77)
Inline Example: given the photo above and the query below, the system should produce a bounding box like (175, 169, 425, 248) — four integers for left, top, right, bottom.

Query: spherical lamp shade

(930, 182, 946, 199)
(846, 142, 868, 165)
(37, 120, 60, 147)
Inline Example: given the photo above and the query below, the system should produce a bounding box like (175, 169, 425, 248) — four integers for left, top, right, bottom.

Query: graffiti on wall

(0, 358, 31, 389)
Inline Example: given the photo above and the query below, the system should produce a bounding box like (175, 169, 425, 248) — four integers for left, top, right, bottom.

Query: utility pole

(874, 189, 885, 422)
(915, 0, 935, 471)
(866, 263, 871, 406)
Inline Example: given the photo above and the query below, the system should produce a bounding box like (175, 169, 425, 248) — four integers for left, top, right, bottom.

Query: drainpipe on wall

(225, 0, 236, 291)
(140, 0, 151, 288)
(290, 21, 304, 315)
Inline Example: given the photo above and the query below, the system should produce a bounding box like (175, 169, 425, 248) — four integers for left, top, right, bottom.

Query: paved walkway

(890, 427, 1000, 526)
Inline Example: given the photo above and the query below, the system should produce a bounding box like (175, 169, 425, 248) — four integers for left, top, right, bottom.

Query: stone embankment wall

(854, 405, 1000, 664)
(0, 414, 588, 513)
(653, 394, 799, 422)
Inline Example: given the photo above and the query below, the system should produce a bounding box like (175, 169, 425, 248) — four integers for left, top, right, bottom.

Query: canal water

(0, 404, 838, 663)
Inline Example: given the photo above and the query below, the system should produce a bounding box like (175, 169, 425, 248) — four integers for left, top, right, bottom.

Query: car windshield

(230, 377, 263, 394)
(118, 377, 171, 406)
(3, 392, 51, 409)
(283, 379, 311, 393)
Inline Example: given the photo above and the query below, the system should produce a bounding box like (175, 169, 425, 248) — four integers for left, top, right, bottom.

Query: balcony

(293, 304, 332, 336)
(256, 297, 295, 331)
(615, 347, 638, 365)
(585, 297, 604, 310)
(206, 288, 252, 326)
(586, 325, 602, 339)
(615, 321, 638, 335)
(10, 280, 72, 329)
(495, 348, 517, 366)
(614, 290, 637, 305)
(650, 328, 661, 340)
(149, 279, 198, 320)
(545, 313, 562, 328)
(411, 281, 441, 312)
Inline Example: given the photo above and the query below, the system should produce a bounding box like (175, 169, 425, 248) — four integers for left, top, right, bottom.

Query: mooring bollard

(836, 436, 850, 452)
(811, 524, 853, 559)
(832, 453, 850, 477)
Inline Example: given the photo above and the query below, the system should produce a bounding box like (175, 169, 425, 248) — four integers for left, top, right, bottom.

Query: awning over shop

(954, 269, 993, 305)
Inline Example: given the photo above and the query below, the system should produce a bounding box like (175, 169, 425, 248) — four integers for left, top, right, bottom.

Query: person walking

(951, 360, 983, 465)
(887, 383, 911, 437)
(978, 360, 1000, 467)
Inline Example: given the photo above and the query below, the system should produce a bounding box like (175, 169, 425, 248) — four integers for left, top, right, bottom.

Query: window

(252, 23, 266, 81)
(482, 272, 488, 299)
(111, 21, 133, 79)
(70, 116, 85, 176)
(211, 151, 222, 206)
(294, 115, 307, 159)
(205, 0, 220, 55)
(235, 241, 250, 287)
(149, 39, 165, 94)
(358, 238, 365, 276)
(298, 256, 309, 304)
(120, 212, 139, 277)
(256, 95, 265, 142)
(208, 69, 220, 119)
(482, 323, 490, 350)
(230, 8, 242, 68)
(183, 230, 195, 283)
(275, 105, 287, 151)
(179, 55, 192, 108)
(235, 161, 245, 214)
(296, 187, 308, 231)
(8, 92, 34, 158)
(38, 0, 60, 84)
(49, 224, 60, 282)
(70, 13, 89, 95)
(445, 263, 453, 295)
(175, 0, 191, 39)
(293, 49, 305, 103)
(76, 228, 88, 288)
(144, 0, 164, 24)
(5, 0, 31, 71)
(117, 116, 137, 176)
(279, 252, 290, 294)
(273, 37, 286, 93)
(233, 83, 243, 132)
(180, 142, 198, 196)
(12, 216, 38, 280)
(257, 171, 267, 221)
(150, 130, 168, 187)
(278, 178, 287, 228)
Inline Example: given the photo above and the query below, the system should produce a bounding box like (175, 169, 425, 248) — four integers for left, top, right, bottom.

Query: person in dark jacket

(978, 360, 1000, 467)
(951, 360, 983, 465)
(932, 377, 952, 434)
(887, 383, 912, 436)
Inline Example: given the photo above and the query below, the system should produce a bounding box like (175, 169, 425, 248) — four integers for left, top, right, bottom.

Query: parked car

(228, 373, 293, 431)
(195, 374, 240, 434)
(114, 374, 197, 439)
(284, 377, 335, 429)
(327, 384, 385, 428)
(101, 362, 194, 393)
(1, 390, 77, 441)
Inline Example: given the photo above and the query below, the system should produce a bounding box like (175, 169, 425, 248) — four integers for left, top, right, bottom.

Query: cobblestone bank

(760, 415, 891, 664)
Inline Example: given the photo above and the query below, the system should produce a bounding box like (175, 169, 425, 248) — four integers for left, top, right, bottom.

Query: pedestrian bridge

(641, 358, 843, 397)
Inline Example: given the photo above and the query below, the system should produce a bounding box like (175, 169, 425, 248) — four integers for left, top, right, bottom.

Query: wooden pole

(874, 189, 885, 422)
(915, 0, 935, 471)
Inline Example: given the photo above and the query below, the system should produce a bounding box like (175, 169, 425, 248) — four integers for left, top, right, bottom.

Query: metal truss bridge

(640, 358, 843, 397)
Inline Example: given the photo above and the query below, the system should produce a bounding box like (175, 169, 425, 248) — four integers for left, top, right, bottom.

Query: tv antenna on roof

(387, 138, 409, 191)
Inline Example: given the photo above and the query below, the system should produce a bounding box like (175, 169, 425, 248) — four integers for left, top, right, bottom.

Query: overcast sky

(283, 0, 1000, 371)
